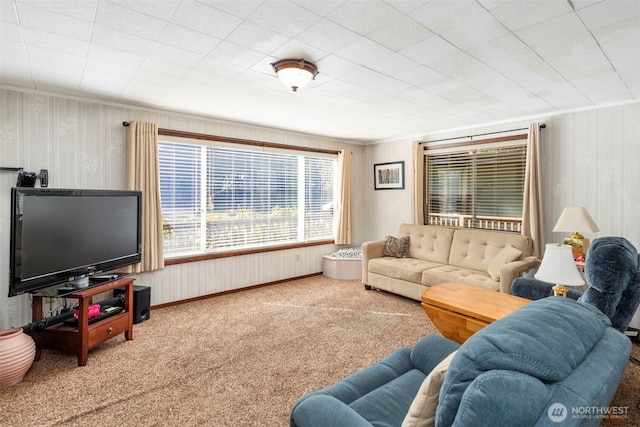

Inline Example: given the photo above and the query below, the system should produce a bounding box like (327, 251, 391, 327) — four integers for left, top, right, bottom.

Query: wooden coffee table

(421, 282, 531, 344)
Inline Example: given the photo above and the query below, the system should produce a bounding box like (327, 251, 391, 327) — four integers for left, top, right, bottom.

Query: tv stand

(31, 277, 134, 366)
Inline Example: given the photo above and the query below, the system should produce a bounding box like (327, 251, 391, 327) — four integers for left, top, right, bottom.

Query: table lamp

(552, 207, 599, 258)
(535, 244, 585, 297)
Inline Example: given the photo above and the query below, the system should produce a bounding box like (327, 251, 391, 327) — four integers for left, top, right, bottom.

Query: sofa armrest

(498, 256, 539, 294)
(307, 347, 414, 405)
(291, 395, 372, 427)
(512, 277, 582, 300)
(362, 239, 385, 283)
(290, 347, 413, 426)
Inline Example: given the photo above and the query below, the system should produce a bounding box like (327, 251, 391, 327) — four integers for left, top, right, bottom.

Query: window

(159, 139, 336, 257)
(425, 142, 526, 232)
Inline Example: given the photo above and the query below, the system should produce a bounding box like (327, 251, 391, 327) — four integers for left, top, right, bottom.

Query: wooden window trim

(423, 133, 527, 151)
(159, 128, 339, 155)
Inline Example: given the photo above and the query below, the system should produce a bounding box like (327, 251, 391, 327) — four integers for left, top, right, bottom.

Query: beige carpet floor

(1, 275, 639, 426)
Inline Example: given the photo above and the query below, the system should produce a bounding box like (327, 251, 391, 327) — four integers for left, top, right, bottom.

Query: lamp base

(563, 236, 590, 258)
(553, 284, 568, 297)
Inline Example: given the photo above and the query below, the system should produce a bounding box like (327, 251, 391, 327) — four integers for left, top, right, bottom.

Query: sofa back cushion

(448, 229, 532, 272)
(398, 224, 455, 264)
(436, 297, 630, 426)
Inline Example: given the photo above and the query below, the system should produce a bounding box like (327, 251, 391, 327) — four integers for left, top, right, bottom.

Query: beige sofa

(362, 224, 538, 300)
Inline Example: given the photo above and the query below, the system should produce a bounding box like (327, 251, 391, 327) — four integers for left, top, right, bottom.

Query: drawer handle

(107, 327, 113, 334)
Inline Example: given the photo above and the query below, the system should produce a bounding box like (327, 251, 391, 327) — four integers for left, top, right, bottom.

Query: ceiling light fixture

(271, 58, 318, 92)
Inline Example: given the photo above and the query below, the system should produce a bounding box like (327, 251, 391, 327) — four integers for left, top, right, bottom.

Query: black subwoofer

(114, 285, 151, 324)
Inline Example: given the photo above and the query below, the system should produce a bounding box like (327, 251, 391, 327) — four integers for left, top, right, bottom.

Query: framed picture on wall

(374, 161, 405, 190)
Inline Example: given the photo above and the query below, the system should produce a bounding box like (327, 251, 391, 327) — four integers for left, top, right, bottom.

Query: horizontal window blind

(426, 144, 526, 232)
(159, 140, 335, 257)
(206, 147, 298, 249)
(158, 142, 203, 255)
(305, 156, 334, 240)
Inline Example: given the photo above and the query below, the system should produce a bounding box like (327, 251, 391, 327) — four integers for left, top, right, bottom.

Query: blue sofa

(290, 297, 631, 427)
(512, 236, 640, 333)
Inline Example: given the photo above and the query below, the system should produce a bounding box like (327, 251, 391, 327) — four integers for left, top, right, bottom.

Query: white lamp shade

(276, 67, 314, 90)
(553, 207, 599, 233)
(535, 244, 585, 286)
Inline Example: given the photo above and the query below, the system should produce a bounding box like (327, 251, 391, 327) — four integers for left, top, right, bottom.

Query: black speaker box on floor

(114, 285, 151, 324)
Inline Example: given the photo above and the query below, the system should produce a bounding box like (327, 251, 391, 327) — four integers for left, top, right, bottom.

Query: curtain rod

(419, 123, 546, 145)
(123, 122, 340, 155)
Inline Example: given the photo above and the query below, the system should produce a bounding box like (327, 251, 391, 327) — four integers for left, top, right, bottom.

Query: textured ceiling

(1, 0, 639, 143)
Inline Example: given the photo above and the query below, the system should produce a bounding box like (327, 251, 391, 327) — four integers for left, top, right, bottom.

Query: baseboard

(151, 272, 323, 310)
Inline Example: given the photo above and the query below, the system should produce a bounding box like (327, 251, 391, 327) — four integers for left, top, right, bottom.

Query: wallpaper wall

(361, 101, 640, 326)
(361, 102, 640, 248)
(0, 88, 363, 329)
(2, 86, 638, 330)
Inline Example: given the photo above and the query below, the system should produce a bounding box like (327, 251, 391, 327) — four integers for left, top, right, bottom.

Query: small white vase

(0, 328, 36, 389)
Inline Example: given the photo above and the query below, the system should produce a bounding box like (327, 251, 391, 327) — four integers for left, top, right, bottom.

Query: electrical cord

(630, 332, 640, 365)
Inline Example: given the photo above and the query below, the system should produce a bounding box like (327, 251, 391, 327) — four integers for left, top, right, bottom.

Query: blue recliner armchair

(512, 236, 640, 333)
(290, 297, 631, 427)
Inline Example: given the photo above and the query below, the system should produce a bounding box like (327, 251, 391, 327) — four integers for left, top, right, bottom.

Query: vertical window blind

(159, 140, 336, 257)
(425, 144, 526, 232)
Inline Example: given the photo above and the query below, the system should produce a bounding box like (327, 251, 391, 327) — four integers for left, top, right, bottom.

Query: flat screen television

(9, 188, 142, 297)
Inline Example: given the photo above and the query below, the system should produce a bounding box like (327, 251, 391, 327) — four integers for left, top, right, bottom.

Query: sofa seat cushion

(369, 258, 444, 284)
(349, 369, 426, 427)
(422, 265, 499, 291)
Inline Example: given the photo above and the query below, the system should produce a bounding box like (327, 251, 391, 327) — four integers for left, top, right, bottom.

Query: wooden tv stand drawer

(87, 312, 130, 348)
(32, 277, 134, 366)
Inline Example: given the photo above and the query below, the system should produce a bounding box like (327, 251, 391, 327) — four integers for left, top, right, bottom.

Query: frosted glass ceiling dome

(271, 59, 318, 92)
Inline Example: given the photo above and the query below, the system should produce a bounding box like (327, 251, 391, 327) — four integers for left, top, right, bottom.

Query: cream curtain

(413, 140, 425, 225)
(522, 122, 545, 258)
(334, 149, 352, 245)
(126, 122, 164, 272)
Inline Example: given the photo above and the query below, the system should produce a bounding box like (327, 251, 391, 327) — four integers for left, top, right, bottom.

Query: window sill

(164, 239, 334, 266)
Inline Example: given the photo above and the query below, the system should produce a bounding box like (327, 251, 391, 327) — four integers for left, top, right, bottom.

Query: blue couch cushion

(350, 369, 426, 427)
(291, 394, 374, 427)
(436, 297, 615, 426)
(410, 333, 460, 374)
(452, 371, 550, 426)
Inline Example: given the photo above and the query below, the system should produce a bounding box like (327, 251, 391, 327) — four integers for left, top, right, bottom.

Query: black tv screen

(9, 188, 142, 296)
